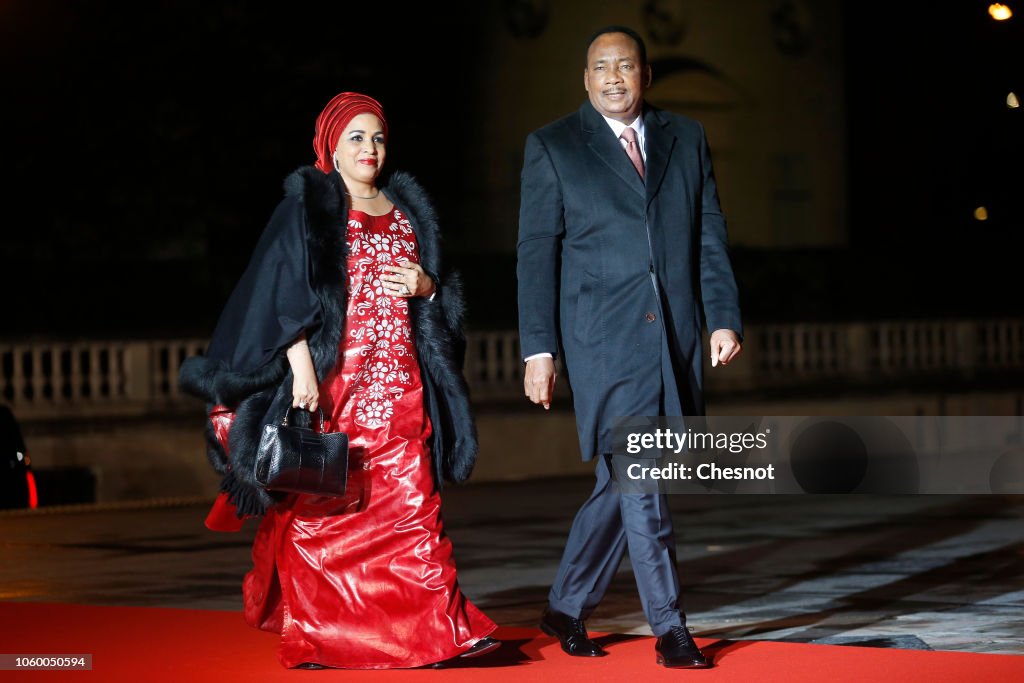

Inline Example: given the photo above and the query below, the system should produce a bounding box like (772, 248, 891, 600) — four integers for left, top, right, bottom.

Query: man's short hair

(585, 25, 648, 66)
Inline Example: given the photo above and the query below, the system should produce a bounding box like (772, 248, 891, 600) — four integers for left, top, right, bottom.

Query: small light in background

(989, 3, 1013, 20)
(1009, 92, 1020, 108)
(974, 206, 989, 221)
(26, 471, 38, 509)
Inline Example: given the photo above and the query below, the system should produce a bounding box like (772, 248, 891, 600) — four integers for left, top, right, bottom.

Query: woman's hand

(381, 261, 435, 298)
(291, 369, 319, 412)
(286, 335, 319, 412)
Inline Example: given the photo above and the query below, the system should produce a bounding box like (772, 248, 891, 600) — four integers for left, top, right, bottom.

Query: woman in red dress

(182, 92, 497, 669)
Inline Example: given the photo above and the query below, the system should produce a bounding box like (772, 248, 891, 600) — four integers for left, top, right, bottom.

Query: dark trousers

(548, 454, 685, 636)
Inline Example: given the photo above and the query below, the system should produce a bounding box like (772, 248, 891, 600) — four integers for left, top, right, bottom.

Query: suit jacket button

(646, 312, 656, 322)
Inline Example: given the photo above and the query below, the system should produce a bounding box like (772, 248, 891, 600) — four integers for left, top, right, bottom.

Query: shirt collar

(600, 112, 645, 141)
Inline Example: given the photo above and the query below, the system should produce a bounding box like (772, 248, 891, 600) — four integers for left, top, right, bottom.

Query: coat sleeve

(696, 123, 743, 339)
(517, 132, 566, 359)
(205, 195, 321, 374)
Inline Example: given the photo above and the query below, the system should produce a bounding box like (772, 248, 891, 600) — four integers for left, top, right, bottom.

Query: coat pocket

(573, 278, 596, 344)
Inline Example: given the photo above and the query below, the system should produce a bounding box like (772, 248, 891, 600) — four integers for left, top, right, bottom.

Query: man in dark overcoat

(516, 25, 743, 669)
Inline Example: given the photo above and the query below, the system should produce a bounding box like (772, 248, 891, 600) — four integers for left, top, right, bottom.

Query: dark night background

(1, 1, 1021, 340)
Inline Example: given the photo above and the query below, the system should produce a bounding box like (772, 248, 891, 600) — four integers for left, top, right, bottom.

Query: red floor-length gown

(212, 206, 495, 669)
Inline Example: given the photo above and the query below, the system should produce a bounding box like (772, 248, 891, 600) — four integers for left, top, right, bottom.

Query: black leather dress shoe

(539, 607, 608, 657)
(655, 626, 710, 668)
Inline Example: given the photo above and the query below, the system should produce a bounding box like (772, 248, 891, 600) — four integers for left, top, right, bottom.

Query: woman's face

(334, 113, 386, 186)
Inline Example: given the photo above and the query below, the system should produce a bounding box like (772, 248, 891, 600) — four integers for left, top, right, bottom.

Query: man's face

(583, 32, 651, 123)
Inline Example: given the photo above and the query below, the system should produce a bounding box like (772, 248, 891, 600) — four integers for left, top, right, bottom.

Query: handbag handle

(281, 406, 326, 432)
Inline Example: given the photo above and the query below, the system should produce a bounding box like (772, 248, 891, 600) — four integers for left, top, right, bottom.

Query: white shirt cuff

(524, 352, 553, 362)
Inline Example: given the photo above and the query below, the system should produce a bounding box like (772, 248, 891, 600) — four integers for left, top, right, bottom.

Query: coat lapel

(643, 107, 676, 206)
(579, 101, 645, 198)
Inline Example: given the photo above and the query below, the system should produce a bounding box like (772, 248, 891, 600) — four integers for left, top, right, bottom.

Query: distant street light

(974, 206, 989, 221)
(989, 4, 1013, 20)
(1009, 92, 1020, 108)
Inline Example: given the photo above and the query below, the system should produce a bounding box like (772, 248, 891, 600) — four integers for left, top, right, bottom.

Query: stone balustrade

(3, 319, 1023, 420)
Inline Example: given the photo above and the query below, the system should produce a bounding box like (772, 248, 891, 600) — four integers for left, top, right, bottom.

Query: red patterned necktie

(620, 127, 645, 179)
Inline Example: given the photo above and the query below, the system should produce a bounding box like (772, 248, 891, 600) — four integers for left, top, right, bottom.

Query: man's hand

(524, 357, 557, 410)
(710, 329, 742, 367)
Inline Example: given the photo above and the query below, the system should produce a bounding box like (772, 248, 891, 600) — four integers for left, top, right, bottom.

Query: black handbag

(255, 407, 349, 496)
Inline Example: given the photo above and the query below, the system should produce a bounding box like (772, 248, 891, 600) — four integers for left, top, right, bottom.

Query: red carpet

(1, 602, 1021, 682)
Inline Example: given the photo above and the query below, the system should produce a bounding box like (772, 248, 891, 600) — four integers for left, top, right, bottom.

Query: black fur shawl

(179, 166, 477, 516)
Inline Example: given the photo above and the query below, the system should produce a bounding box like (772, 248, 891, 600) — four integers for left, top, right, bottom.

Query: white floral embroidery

(374, 319, 396, 341)
(372, 338, 392, 359)
(368, 233, 401, 256)
(394, 211, 414, 235)
(368, 360, 398, 383)
(347, 219, 364, 254)
(344, 208, 423, 428)
(356, 397, 394, 425)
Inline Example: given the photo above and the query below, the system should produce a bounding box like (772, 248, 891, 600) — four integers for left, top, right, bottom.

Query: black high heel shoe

(460, 636, 501, 658)
(428, 636, 502, 668)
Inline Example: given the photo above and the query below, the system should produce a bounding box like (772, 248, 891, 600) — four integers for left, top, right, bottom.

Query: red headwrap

(312, 92, 389, 174)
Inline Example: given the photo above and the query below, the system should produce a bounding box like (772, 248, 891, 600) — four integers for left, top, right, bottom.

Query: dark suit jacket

(517, 99, 742, 460)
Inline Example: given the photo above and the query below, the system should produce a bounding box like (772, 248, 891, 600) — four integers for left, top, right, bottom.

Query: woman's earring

(333, 157, 341, 172)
